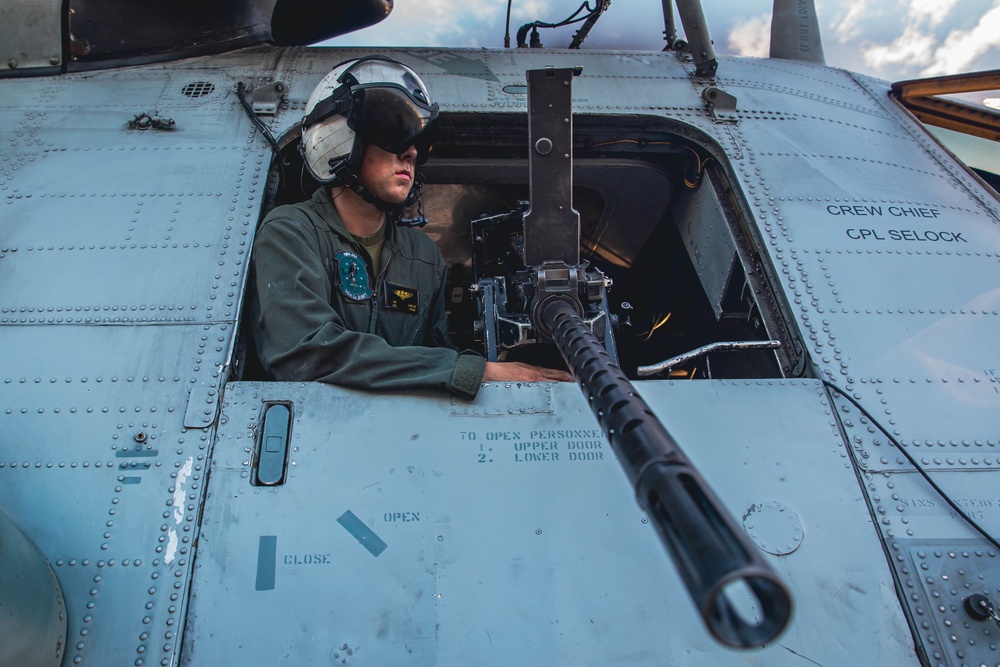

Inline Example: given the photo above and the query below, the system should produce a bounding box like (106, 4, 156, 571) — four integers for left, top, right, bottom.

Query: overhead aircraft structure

(1, 0, 999, 665)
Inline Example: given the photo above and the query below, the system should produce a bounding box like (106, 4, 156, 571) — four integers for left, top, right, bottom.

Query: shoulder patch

(334, 251, 373, 302)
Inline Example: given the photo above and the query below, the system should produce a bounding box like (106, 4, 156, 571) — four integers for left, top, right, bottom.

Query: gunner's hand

(483, 361, 573, 383)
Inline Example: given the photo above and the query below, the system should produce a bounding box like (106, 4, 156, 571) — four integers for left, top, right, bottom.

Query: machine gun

(470, 67, 792, 648)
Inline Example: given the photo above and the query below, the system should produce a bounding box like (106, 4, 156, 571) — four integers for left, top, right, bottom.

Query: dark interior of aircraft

(234, 113, 785, 383)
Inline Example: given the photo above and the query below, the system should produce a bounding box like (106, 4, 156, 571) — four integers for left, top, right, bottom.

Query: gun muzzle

(542, 298, 792, 647)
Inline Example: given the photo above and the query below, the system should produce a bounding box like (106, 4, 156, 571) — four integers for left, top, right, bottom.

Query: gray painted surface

(0, 0, 62, 73)
(0, 509, 66, 667)
(184, 380, 915, 666)
(0, 58, 255, 666)
(0, 40, 998, 666)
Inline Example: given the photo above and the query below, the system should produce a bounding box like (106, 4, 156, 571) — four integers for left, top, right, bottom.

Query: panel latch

(255, 403, 291, 486)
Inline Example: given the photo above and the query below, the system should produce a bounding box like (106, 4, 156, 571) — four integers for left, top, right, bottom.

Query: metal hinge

(245, 81, 288, 116)
(184, 385, 219, 429)
(702, 86, 738, 122)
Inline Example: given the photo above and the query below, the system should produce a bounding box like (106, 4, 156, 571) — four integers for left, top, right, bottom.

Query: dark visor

(352, 86, 439, 160)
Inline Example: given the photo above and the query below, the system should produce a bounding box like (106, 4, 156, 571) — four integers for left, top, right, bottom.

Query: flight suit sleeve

(421, 254, 487, 398)
(251, 215, 486, 399)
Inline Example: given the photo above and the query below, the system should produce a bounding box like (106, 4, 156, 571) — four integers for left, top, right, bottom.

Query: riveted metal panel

(0, 508, 66, 667)
(184, 380, 917, 666)
(0, 324, 229, 412)
(184, 385, 221, 429)
(0, 71, 266, 326)
(674, 170, 738, 318)
(803, 245, 1000, 315)
(0, 60, 267, 667)
(863, 470, 1000, 540)
(0, 323, 228, 667)
(1, 41, 998, 667)
(794, 246, 1000, 429)
(718, 56, 873, 107)
(0, 0, 63, 74)
(449, 381, 553, 416)
(273, 47, 709, 119)
(718, 58, 1000, 664)
(830, 387, 1000, 666)
(715, 56, 1000, 503)
(901, 542, 1000, 667)
(846, 384, 1000, 475)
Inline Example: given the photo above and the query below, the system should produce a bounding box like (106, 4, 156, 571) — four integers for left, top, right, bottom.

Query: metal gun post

(523, 66, 791, 647)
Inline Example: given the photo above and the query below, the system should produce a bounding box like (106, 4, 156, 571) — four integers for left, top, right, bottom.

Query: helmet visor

(354, 86, 439, 162)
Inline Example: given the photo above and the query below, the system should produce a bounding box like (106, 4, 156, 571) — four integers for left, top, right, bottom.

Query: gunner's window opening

(233, 114, 787, 383)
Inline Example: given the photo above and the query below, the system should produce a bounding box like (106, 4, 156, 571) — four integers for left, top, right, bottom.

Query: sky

(323, 0, 1000, 82)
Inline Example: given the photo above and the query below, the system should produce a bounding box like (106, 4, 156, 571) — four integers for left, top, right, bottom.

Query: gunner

(250, 56, 571, 397)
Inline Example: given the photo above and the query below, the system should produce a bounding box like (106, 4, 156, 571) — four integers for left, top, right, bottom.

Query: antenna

(673, 0, 718, 77)
(660, 0, 678, 50)
(770, 0, 826, 64)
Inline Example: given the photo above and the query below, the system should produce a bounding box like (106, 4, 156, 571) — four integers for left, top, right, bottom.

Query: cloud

(863, 24, 936, 69)
(833, 2, 873, 42)
(417, 1, 502, 45)
(334, 0, 579, 49)
(831, 0, 958, 43)
(921, 0, 1000, 74)
(910, 0, 962, 27)
(852, 0, 1000, 76)
(727, 13, 771, 58)
(334, 0, 504, 47)
(510, 0, 552, 22)
(323, 0, 999, 80)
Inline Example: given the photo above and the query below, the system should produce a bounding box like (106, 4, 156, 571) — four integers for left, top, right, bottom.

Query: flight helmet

(301, 55, 439, 210)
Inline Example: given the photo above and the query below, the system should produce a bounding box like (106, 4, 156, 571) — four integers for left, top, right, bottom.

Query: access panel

(182, 379, 917, 666)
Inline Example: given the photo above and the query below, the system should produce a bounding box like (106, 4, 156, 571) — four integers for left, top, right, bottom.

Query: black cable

(824, 381, 1000, 551)
(236, 82, 282, 155)
(237, 81, 293, 207)
(543, 1, 595, 28)
(504, 0, 513, 48)
(515, 1, 601, 47)
(568, 0, 611, 49)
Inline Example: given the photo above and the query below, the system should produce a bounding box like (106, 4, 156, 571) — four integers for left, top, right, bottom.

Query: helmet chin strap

(328, 158, 407, 221)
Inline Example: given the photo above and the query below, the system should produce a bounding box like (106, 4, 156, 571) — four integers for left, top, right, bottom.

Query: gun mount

(471, 67, 792, 647)
(471, 204, 613, 360)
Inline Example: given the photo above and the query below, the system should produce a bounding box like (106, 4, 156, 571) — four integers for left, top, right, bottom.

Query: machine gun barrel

(541, 298, 792, 647)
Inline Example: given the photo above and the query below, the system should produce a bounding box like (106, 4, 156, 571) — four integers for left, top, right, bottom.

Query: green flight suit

(250, 188, 486, 399)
